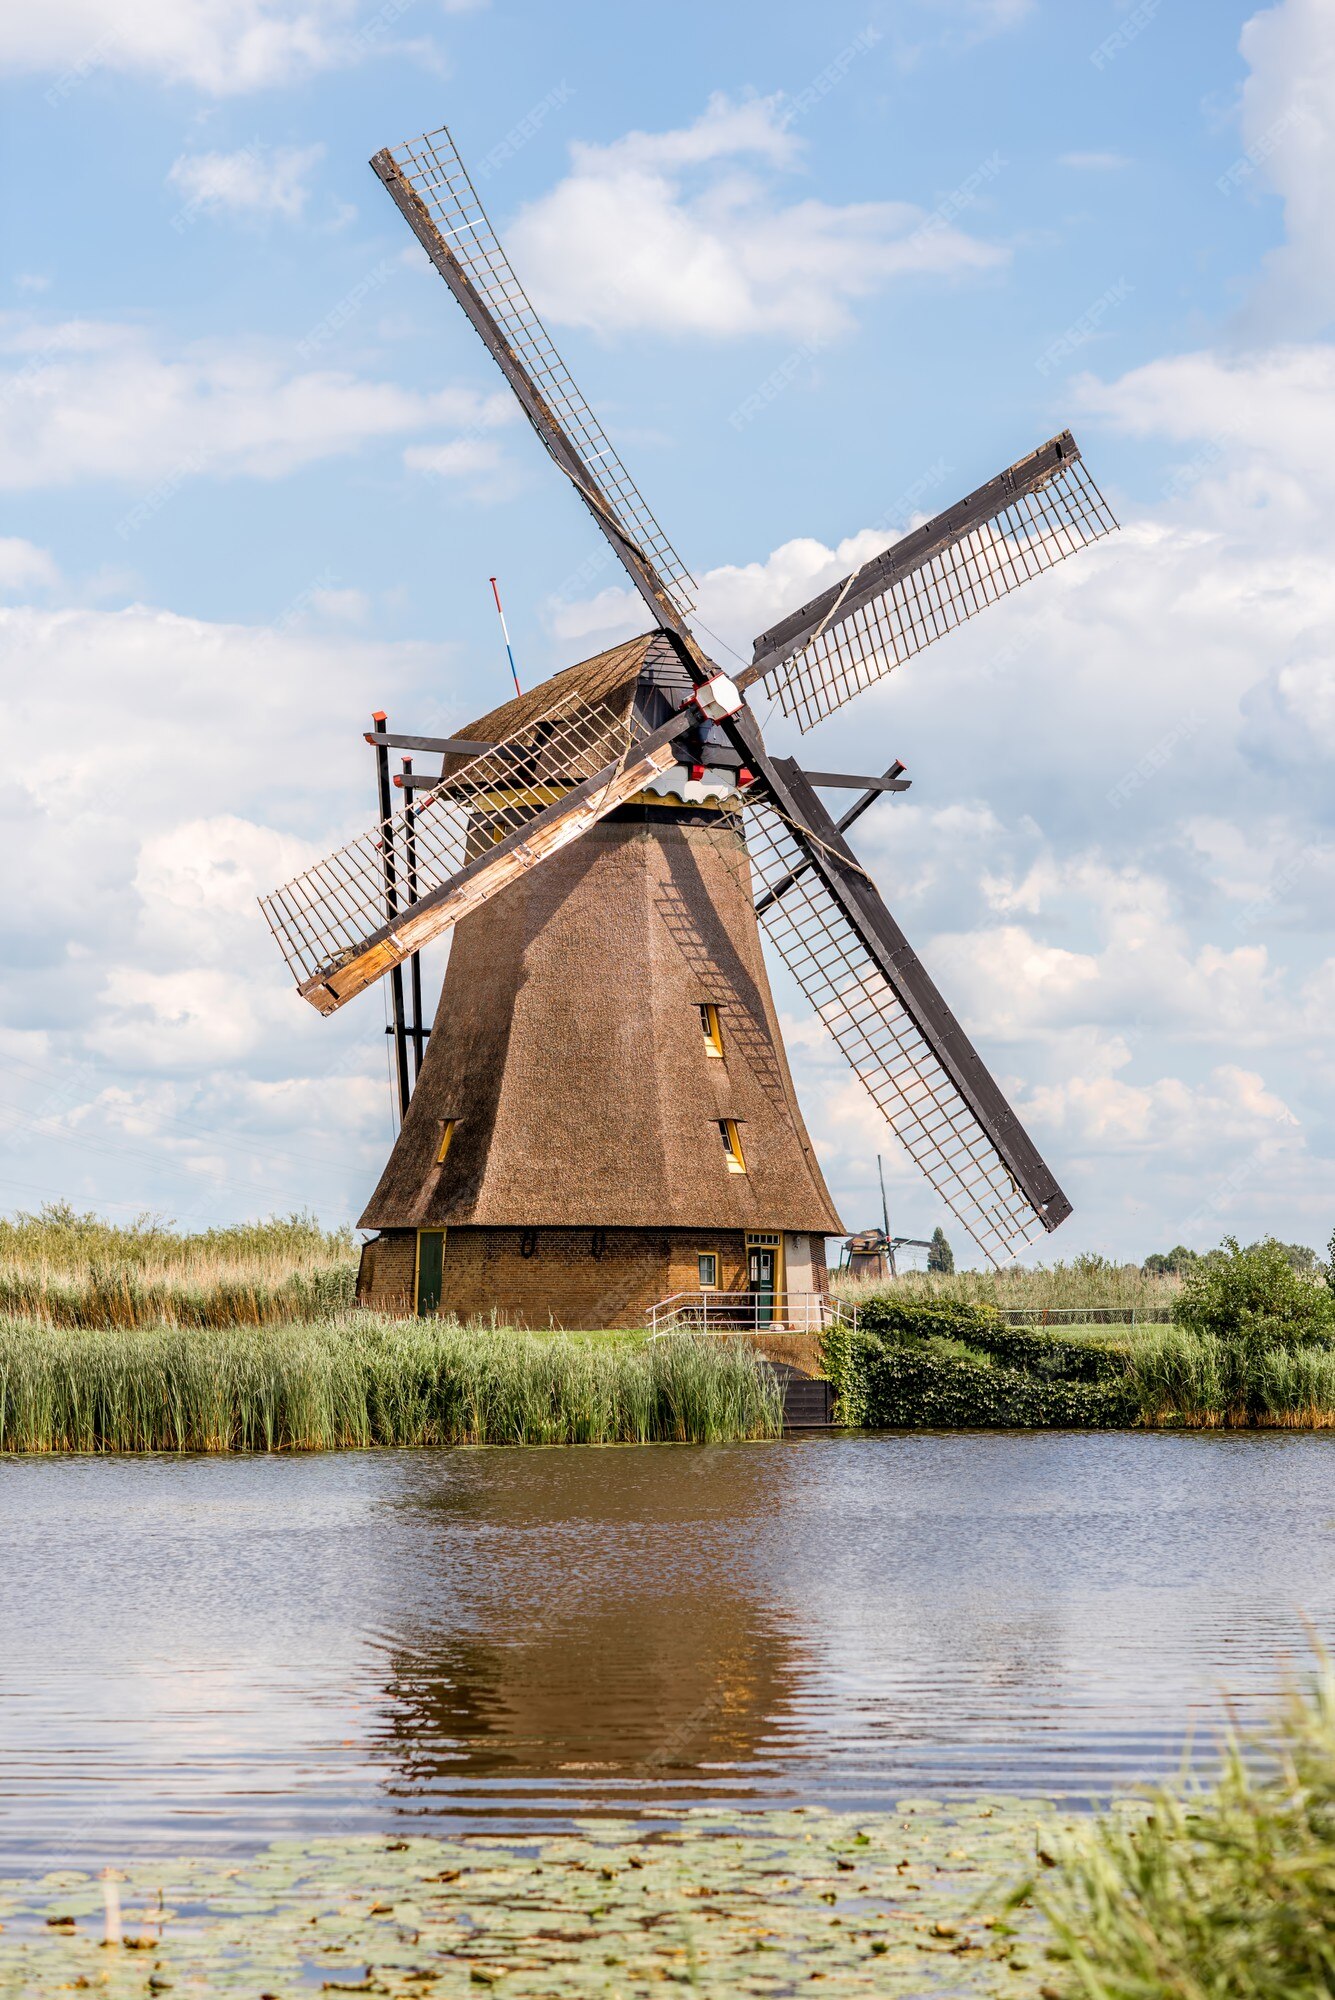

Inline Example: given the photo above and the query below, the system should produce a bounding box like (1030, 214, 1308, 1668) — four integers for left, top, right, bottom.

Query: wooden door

(416, 1229, 445, 1316)
(748, 1245, 775, 1325)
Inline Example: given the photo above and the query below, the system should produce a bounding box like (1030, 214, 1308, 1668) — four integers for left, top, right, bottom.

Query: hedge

(823, 1306, 1137, 1429)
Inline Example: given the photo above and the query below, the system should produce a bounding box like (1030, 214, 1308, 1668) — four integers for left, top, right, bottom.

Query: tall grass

(0, 1203, 358, 1328)
(0, 1316, 783, 1452)
(0, 1260, 358, 1329)
(833, 1257, 1180, 1314)
(1038, 1669, 1335, 1998)
(1124, 1323, 1335, 1427)
(0, 1203, 356, 1271)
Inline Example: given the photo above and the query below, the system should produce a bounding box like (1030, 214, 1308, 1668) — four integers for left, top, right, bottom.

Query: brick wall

(357, 1225, 756, 1329)
(356, 1231, 416, 1314)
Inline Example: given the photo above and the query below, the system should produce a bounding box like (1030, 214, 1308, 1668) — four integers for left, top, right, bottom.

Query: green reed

(0, 1316, 783, 1452)
(1123, 1322, 1335, 1427)
(0, 1203, 360, 1331)
(1036, 1669, 1335, 1999)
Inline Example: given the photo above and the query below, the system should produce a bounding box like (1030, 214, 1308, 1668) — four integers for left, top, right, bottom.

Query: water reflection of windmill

(371, 1449, 801, 1819)
(259, 123, 1119, 1327)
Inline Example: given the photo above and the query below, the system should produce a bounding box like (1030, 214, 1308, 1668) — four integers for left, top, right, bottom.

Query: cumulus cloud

(509, 94, 1007, 341)
(0, 316, 514, 490)
(1235, 0, 1335, 329)
(0, 538, 59, 593)
(1, 0, 483, 95)
(1074, 343, 1335, 506)
(166, 141, 325, 223)
(0, 599, 464, 1219)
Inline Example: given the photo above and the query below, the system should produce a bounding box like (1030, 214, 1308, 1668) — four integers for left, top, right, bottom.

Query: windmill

(842, 1155, 932, 1283)
(259, 124, 1118, 1328)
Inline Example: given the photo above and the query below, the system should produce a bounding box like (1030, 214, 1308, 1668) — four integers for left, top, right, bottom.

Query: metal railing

(647, 1292, 858, 1336)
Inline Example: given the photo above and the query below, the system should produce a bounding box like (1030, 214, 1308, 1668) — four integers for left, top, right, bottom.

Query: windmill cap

(693, 673, 743, 722)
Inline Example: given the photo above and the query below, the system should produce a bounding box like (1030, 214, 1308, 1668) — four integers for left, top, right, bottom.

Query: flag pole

(489, 576, 522, 697)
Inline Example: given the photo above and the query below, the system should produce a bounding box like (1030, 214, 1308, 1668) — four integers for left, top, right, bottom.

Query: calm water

(2, 1431, 1333, 1870)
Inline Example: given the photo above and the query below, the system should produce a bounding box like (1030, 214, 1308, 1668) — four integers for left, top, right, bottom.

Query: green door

(748, 1246, 775, 1326)
(416, 1230, 445, 1316)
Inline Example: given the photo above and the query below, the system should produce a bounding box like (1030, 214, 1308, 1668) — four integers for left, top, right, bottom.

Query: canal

(2, 1430, 1331, 1869)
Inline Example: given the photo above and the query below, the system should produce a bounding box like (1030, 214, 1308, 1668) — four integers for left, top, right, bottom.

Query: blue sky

(1, 0, 1332, 1264)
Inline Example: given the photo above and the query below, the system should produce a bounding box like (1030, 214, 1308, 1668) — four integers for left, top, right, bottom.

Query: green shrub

(1038, 1669, 1335, 1999)
(821, 1323, 1135, 1429)
(820, 1323, 875, 1426)
(1174, 1236, 1335, 1344)
(952, 1324, 1128, 1383)
(851, 1298, 1125, 1380)
(1170, 1239, 1335, 1420)
(859, 1339, 1135, 1429)
(856, 1295, 1003, 1341)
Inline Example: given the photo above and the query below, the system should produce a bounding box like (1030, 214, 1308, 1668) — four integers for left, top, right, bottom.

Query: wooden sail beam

(296, 711, 694, 1016)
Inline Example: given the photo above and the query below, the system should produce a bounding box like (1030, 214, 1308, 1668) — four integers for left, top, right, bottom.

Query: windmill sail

(262, 692, 691, 1015)
(742, 433, 1116, 732)
(743, 771, 1069, 1266)
(372, 127, 695, 628)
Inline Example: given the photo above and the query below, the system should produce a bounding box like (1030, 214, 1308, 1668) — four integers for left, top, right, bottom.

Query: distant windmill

(258, 123, 1118, 1325)
(843, 1154, 932, 1283)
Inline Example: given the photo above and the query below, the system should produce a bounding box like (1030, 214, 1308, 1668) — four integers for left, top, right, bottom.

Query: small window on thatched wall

(699, 1003, 724, 1059)
(435, 1119, 457, 1166)
(719, 1119, 746, 1174)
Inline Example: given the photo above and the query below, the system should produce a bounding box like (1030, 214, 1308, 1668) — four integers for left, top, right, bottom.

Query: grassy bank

(0, 1316, 781, 1452)
(833, 1256, 1181, 1316)
(826, 1321, 1335, 1429)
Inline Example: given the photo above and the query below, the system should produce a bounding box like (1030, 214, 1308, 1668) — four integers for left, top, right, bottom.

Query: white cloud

(1075, 344, 1335, 503)
(133, 816, 324, 965)
(1028, 1064, 1301, 1162)
(0, 316, 514, 490)
(0, 598, 462, 1220)
(0, 538, 59, 593)
(1059, 151, 1130, 170)
(509, 94, 1007, 341)
(403, 438, 506, 479)
(1236, 0, 1335, 328)
(1, 0, 484, 95)
(166, 141, 325, 224)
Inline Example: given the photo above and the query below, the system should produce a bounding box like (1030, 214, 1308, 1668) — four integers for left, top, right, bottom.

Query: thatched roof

(359, 813, 841, 1236)
(439, 631, 659, 778)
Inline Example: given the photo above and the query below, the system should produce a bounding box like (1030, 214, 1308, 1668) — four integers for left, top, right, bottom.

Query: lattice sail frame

(261, 691, 646, 1007)
(759, 454, 1116, 733)
(743, 800, 1045, 1266)
(385, 126, 695, 618)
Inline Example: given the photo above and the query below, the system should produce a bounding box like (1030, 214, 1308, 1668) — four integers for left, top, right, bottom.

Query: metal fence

(997, 1306, 1174, 1326)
